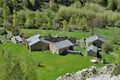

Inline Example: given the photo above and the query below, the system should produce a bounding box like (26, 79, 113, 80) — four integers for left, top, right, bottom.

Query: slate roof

(87, 45, 98, 53)
(13, 36, 22, 42)
(85, 35, 106, 43)
(40, 38, 51, 44)
(26, 34, 50, 46)
(54, 39, 74, 49)
(26, 34, 40, 46)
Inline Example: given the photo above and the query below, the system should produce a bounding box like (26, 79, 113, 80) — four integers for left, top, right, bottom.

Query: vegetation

(0, 42, 115, 80)
(0, 27, 119, 80)
(0, 0, 120, 33)
(0, 0, 120, 80)
(0, 28, 7, 35)
(102, 42, 113, 53)
(112, 55, 120, 76)
(0, 46, 38, 80)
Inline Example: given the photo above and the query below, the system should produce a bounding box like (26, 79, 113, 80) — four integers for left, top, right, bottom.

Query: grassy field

(0, 43, 115, 80)
(0, 27, 119, 80)
(21, 27, 120, 39)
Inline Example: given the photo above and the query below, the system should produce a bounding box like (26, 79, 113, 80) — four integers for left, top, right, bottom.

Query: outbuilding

(11, 36, 22, 44)
(87, 45, 99, 57)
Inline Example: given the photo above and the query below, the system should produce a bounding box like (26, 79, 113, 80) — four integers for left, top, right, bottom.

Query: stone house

(49, 39, 74, 55)
(85, 35, 106, 48)
(86, 45, 98, 57)
(26, 34, 50, 51)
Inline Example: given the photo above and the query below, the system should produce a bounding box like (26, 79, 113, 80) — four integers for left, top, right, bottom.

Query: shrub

(71, 0, 82, 8)
(112, 38, 120, 45)
(102, 42, 113, 53)
(0, 29, 7, 35)
(84, 2, 104, 12)
(79, 17, 89, 31)
(114, 20, 120, 28)
(112, 54, 120, 76)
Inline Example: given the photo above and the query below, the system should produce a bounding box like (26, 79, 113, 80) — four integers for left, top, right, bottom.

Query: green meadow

(0, 27, 119, 80)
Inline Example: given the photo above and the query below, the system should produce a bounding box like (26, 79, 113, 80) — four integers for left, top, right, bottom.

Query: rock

(56, 64, 117, 80)
(56, 73, 73, 80)
(99, 64, 115, 74)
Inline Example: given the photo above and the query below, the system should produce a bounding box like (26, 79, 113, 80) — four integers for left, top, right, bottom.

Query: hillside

(0, 0, 120, 34)
(0, 0, 120, 80)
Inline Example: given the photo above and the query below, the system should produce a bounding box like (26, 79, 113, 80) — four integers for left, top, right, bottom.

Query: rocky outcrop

(56, 66, 97, 80)
(56, 64, 118, 80)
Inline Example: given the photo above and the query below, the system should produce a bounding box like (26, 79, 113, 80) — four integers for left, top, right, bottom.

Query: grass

(0, 43, 93, 80)
(21, 29, 89, 39)
(0, 43, 115, 80)
(29, 51, 93, 80)
(0, 27, 119, 80)
(21, 27, 120, 40)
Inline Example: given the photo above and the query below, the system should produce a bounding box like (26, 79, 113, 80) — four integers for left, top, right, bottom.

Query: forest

(0, 0, 120, 35)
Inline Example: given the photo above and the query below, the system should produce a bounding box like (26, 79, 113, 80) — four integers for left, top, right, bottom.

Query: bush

(112, 38, 120, 45)
(0, 29, 7, 35)
(102, 42, 113, 53)
(112, 55, 120, 76)
(79, 17, 89, 31)
(114, 20, 120, 28)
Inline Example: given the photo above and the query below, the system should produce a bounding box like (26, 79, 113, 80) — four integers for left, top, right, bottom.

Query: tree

(2, 0, 10, 28)
(116, 0, 120, 11)
(71, 0, 82, 8)
(12, 10, 20, 36)
(49, 0, 58, 11)
(13, 9, 19, 28)
(107, 0, 117, 11)
(79, 17, 89, 31)
(47, 18, 53, 29)
(89, 17, 105, 35)
(63, 20, 68, 31)
(23, 0, 29, 8)
(0, 29, 7, 35)
(35, 11, 48, 29)
(29, 0, 35, 7)
(102, 42, 113, 53)
(25, 10, 35, 29)
(2, 0, 9, 21)
(17, 10, 26, 28)
(114, 20, 120, 28)
(69, 17, 75, 26)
